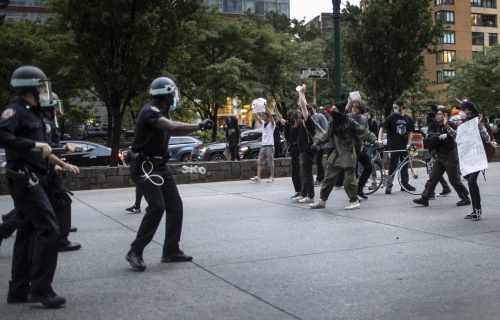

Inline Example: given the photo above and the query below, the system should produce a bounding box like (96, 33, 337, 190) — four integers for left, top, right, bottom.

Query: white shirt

(261, 122, 276, 146)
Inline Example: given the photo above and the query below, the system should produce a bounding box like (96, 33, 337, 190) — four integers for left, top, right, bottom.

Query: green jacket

(327, 119, 377, 169)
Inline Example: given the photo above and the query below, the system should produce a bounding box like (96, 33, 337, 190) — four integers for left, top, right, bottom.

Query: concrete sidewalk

(1, 163, 500, 320)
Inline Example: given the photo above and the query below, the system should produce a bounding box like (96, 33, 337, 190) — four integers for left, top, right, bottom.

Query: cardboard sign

(456, 118, 488, 176)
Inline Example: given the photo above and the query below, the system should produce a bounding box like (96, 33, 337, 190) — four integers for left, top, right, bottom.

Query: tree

(344, 0, 442, 116)
(51, 0, 198, 165)
(448, 45, 500, 115)
(400, 70, 434, 119)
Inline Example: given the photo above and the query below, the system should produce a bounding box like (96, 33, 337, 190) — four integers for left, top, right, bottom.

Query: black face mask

(331, 110, 346, 135)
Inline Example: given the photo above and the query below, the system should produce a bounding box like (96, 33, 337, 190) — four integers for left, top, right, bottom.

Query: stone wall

(0, 147, 498, 195)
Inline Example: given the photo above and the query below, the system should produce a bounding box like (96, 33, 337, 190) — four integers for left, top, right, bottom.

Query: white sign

(251, 98, 267, 113)
(300, 68, 329, 79)
(456, 118, 488, 176)
(349, 91, 361, 101)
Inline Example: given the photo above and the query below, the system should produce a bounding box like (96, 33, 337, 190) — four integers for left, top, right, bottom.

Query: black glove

(199, 119, 214, 131)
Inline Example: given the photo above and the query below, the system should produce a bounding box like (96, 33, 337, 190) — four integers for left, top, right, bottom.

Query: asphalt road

(1, 163, 500, 320)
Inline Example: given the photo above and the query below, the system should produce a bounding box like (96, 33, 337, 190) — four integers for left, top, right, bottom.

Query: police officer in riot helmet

(40, 92, 82, 252)
(0, 65, 78, 308)
(126, 76, 213, 271)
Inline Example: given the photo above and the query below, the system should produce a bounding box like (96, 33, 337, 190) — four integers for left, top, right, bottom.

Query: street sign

(300, 67, 329, 79)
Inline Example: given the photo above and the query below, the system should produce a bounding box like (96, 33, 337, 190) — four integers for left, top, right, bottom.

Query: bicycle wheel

(362, 160, 384, 195)
(398, 159, 428, 195)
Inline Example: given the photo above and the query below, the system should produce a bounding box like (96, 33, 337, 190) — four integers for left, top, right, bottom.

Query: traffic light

(0, 1, 10, 9)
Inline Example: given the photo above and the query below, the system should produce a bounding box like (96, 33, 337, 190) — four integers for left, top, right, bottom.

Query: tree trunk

(107, 111, 113, 147)
(109, 108, 123, 166)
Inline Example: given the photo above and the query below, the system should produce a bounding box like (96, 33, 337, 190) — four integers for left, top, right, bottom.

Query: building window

(438, 30, 455, 44)
(435, 11, 455, 24)
(482, 15, 497, 27)
(472, 32, 485, 45)
(223, 0, 242, 13)
(471, 0, 496, 8)
(490, 33, 498, 45)
(435, 0, 454, 4)
(437, 70, 456, 84)
(471, 13, 481, 26)
(436, 50, 456, 64)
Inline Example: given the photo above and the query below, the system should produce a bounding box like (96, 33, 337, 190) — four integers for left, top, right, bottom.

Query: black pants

(291, 152, 301, 193)
(315, 149, 325, 182)
(229, 146, 240, 161)
(8, 179, 60, 296)
(45, 170, 72, 246)
(421, 154, 468, 200)
(388, 151, 409, 186)
(464, 171, 481, 211)
(134, 186, 143, 207)
(356, 150, 372, 193)
(0, 209, 17, 240)
(131, 165, 183, 255)
(299, 151, 315, 198)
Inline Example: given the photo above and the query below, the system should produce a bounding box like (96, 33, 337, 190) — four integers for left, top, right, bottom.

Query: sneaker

(126, 205, 141, 213)
(464, 212, 473, 219)
(471, 209, 482, 221)
(298, 197, 315, 203)
(413, 197, 429, 207)
(385, 185, 392, 194)
(456, 197, 471, 206)
(250, 176, 261, 182)
(345, 200, 360, 210)
(291, 195, 304, 202)
(266, 177, 274, 183)
(290, 192, 300, 199)
(438, 188, 452, 197)
(309, 200, 326, 209)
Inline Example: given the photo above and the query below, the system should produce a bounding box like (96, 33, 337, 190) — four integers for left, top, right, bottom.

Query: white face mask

(459, 111, 467, 120)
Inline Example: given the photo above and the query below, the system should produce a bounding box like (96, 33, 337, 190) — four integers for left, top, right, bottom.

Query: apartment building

(361, 0, 499, 94)
(427, 0, 498, 93)
(0, 0, 50, 22)
(197, 0, 290, 17)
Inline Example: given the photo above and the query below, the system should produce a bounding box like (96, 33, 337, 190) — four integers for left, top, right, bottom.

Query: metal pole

(312, 79, 317, 106)
(332, 0, 342, 101)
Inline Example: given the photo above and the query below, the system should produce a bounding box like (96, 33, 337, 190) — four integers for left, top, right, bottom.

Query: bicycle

(360, 144, 428, 196)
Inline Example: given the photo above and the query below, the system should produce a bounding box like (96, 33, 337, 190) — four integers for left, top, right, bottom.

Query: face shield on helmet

(149, 77, 181, 111)
(10, 66, 51, 106)
(40, 92, 63, 115)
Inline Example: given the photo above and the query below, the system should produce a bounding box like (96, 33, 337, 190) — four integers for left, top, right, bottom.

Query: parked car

(59, 140, 124, 166)
(83, 125, 108, 139)
(0, 148, 5, 167)
(195, 128, 285, 161)
(167, 136, 203, 162)
(122, 136, 203, 164)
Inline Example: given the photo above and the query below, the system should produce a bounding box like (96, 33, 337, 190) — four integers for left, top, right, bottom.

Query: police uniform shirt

(0, 98, 48, 173)
(132, 104, 169, 157)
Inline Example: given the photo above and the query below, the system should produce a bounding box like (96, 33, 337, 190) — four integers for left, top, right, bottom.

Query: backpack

(482, 121, 496, 162)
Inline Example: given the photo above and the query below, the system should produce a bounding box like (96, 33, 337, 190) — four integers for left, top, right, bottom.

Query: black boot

(28, 287, 66, 308)
(413, 197, 429, 207)
(126, 248, 146, 271)
(161, 249, 193, 263)
(456, 197, 471, 206)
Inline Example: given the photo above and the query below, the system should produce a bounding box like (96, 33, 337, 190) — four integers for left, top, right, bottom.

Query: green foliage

(344, 0, 442, 116)
(0, 21, 50, 107)
(448, 45, 500, 115)
(51, 0, 198, 164)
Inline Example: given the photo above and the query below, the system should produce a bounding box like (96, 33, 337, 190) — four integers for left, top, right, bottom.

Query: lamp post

(332, 0, 342, 101)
